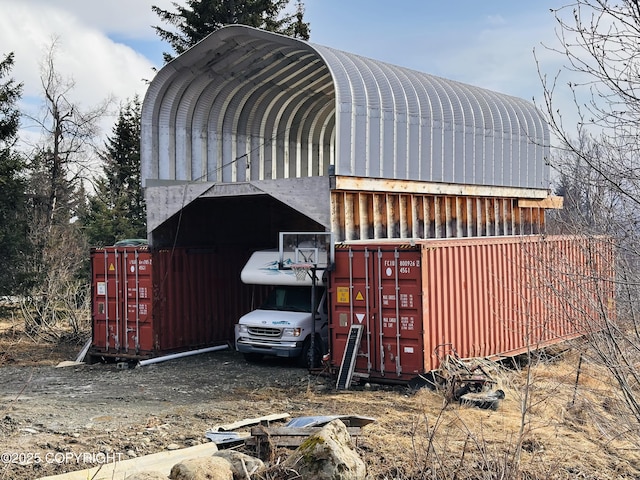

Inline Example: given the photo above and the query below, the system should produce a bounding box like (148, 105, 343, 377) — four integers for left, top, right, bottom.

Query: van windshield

(260, 286, 311, 313)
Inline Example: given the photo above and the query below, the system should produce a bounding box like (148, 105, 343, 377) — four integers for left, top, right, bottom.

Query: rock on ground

(125, 473, 169, 480)
(170, 456, 233, 480)
(213, 450, 265, 479)
(282, 419, 366, 480)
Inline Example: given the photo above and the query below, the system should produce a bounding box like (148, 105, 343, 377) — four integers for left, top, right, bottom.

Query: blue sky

(0, 0, 570, 143)
(121, 0, 563, 101)
(302, 1, 562, 101)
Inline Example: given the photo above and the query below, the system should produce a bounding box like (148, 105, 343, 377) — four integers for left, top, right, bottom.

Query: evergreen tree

(153, 0, 310, 62)
(83, 97, 146, 247)
(0, 52, 31, 295)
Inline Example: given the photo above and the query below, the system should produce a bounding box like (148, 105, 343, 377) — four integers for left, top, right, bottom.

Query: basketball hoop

(291, 263, 312, 282)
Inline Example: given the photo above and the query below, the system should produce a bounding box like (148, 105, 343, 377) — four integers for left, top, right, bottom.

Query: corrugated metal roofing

(142, 25, 549, 190)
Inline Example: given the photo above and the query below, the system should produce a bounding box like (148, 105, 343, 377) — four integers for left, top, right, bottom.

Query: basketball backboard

(278, 231, 334, 271)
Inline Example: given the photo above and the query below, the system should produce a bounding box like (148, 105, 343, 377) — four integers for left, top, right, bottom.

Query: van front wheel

(299, 336, 322, 369)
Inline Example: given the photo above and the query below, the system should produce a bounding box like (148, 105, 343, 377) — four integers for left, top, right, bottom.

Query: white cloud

(0, 0, 160, 146)
(486, 14, 508, 26)
(0, 0, 586, 154)
(10, 0, 175, 40)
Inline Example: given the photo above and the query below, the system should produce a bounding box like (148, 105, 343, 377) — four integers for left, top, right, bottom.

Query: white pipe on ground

(138, 344, 229, 366)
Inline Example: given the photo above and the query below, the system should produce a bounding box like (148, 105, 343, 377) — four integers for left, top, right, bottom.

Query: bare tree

(26, 40, 110, 236)
(547, 134, 624, 235)
(22, 39, 110, 339)
(538, 1, 640, 430)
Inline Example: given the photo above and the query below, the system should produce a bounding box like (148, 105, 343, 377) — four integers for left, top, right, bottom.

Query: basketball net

(291, 263, 312, 282)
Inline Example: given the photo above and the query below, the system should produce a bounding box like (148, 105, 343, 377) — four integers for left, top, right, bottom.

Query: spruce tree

(153, 0, 310, 62)
(83, 97, 146, 247)
(0, 53, 31, 295)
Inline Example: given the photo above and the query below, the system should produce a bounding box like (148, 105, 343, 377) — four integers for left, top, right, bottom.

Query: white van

(234, 250, 328, 368)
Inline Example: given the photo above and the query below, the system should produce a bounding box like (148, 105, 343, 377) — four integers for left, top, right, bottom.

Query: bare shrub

(21, 224, 89, 343)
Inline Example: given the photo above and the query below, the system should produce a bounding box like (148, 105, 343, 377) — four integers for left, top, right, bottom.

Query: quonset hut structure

(89, 25, 569, 363)
(141, 25, 558, 249)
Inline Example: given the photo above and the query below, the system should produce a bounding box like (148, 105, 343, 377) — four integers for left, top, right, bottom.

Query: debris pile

(41, 414, 374, 480)
(430, 348, 506, 410)
(127, 417, 368, 480)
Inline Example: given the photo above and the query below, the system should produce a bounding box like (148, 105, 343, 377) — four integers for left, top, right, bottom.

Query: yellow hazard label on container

(356, 291, 364, 301)
(109, 263, 115, 271)
(336, 286, 349, 303)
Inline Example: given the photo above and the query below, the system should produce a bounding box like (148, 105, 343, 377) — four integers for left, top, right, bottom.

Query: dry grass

(221, 348, 640, 479)
(291, 351, 640, 479)
(1, 312, 639, 479)
(0, 314, 85, 366)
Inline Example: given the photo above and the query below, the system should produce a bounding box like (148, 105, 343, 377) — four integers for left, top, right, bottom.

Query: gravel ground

(0, 348, 342, 479)
(2, 338, 640, 480)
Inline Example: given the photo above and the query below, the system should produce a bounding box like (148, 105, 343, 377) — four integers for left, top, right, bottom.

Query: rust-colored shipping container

(90, 245, 260, 360)
(329, 235, 614, 383)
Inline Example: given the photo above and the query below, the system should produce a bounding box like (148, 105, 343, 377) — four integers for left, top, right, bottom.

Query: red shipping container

(90, 246, 261, 360)
(329, 235, 615, 383)
(91, 246, 153, 356)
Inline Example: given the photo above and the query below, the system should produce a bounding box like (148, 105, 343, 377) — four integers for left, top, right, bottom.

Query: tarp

(285, 415, 376, 428)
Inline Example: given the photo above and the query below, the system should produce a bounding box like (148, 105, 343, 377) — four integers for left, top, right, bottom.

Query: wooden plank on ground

(37, 442, 219, 480)
(249, 426, 363, 437)
(246, 426, 363, 448)
(211, 412, 290, 431)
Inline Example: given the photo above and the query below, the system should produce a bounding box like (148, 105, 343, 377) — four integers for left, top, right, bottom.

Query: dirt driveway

(2, 340, 640, 480)
(0, 347, 349, 479)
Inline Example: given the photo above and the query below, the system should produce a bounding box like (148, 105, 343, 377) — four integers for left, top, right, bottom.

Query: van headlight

(283, 327, 301, 337)
(238, 325, 248, 333)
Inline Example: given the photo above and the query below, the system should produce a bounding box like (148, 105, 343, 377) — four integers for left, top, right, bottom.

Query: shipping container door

(121, 249, 153, 353)
(372, 247, 424, 378)
(331, 247, 376, 375)
(91, 248, 153, 355)
(92, 248, 122, 352)
(331, 246, 424, 380)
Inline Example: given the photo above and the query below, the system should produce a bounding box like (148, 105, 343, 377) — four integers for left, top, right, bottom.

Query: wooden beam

(518, 196, 564, 209)
(334, 176, 550, 199)
(246, 426, 364, 451)
(211, 413, 290, 432)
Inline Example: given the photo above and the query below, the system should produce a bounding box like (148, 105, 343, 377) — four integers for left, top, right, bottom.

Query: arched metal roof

(142, 25, 549, 190)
